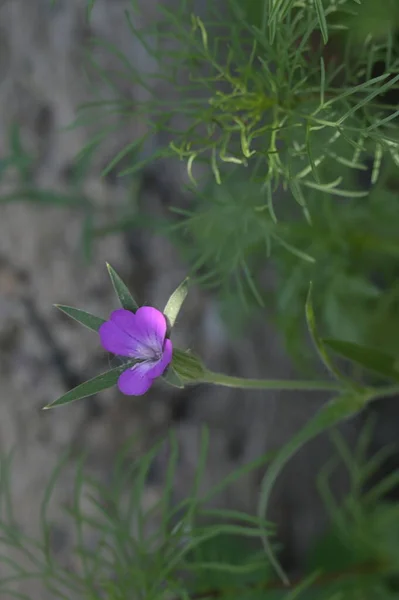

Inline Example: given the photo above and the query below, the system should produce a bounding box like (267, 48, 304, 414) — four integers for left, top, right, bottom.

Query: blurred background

(0, 0, 398, 597)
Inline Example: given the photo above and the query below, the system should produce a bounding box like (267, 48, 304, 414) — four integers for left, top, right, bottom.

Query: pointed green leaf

(163, 278, 189, 328)
(44, 365, 130, 409)
(55, 305, 105, 332)
(106, 263, 138, 312)
(315, 0, 328, 44)
(162, 367, 184, 389)
(323, 339, 399, 383)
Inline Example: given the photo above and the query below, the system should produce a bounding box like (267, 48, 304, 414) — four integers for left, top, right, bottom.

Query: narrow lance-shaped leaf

(106, 263, 138, 312)
(257, 390, 370, 584)
(315, 0, 328, 44)
(305, 283, 354, 387)
(163, 278, 189, 328)
(55, 305, 105, 332)
(44, 365, 130, 409)
(323, 338, 399, 383)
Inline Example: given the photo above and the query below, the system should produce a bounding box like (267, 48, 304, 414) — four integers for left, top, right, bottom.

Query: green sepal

(172, 348, 205, 382)
(106, 263, 139, 312)
(163, 367, 185, 389)
(55, 305, 105, 332)
(44, 364, 132, 409)
(163, 278, 189, 329)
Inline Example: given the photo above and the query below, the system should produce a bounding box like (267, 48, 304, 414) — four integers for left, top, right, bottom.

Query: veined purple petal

(132, 306, 167, 355)
(147, 338, 173, 378)
(117, 361, 156, 396)
(99, 307, 167, 359)
(99, 315, 136, 357)
(116, 339, 173, 396)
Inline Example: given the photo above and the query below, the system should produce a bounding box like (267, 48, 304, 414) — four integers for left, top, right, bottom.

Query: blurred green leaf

(323, 339, 399, 383)
(106, 263, 139, 312)
(0, 188, 87, 206)
(188, 532, 270, 595)
(306, 283, 351, 385)
(55, 305, 105, 332)
(315, 0, 328, 43)
(163, 278, 189, 328)
(257, 390, 368, 583)
(45, 365, 129, 409)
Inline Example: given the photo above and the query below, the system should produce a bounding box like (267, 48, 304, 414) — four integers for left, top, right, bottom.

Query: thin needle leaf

(315, 0, 328, 44)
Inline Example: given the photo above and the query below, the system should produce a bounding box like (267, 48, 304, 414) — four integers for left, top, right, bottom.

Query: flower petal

(117, 361, 155, 396)
(99, 310, 137, 356)
(131, 306, 167, 355)
(99, 308, 167, 359)
(148, 338, 173, 378)
(116, 339, 173, 396)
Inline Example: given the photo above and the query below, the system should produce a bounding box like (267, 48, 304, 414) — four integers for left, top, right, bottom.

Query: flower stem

(202, 370, 344, 392)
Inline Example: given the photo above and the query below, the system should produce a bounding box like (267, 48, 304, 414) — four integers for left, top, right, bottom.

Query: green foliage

(257, 389, 371, 584)
(6, 0, 399, 356)
(65, 0, 399, 353)
(323, 339, 399, 383)
(1, 425, 399, 599)
(0, 431, 269, 599)
(84, 0, 399, 201)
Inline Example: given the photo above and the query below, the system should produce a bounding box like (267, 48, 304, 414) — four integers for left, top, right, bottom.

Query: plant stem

(202, 371, 399, 402)
(202, 370, 344, 392)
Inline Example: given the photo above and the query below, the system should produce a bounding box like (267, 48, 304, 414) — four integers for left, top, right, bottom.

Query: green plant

(46, 264, 399, 585)
(2, 0, 399, 595)
(1, 424, 399, 599)
(64, 0, 399, 362)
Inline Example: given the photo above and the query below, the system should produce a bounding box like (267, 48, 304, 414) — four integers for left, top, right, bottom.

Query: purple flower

(99, 307, 172, 396)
